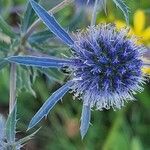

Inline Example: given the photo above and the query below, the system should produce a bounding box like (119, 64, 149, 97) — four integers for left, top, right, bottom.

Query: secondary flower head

(70, 24, 145, 110)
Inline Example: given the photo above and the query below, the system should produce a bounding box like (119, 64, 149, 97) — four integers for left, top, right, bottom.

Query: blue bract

(7, 0, 146, 138)
(76, 0, 96, 5)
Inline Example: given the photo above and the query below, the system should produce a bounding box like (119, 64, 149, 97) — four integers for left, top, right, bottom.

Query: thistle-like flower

(0, 104, 38, 149)
(7, 0, 147, 138)
(70, 24, 145, 110)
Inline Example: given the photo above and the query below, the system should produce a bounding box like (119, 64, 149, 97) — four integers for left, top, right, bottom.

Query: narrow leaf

(17, 66, 36, 97)
(16, 128, 40, 146)
(80, 105, 91, 139)
(6, 56, 73, 68)
(21, 0, 40, 32)
(113, 0, 129, 23)
(5, 103, 17, 143)
(29, 0, 74, 46)
(0, 16, 15, 38)
(28, 81, 73, 130)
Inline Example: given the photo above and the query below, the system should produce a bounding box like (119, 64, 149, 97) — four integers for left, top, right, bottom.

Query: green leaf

(17, 66, 36, 97)
(29, 29, 53, 44)
(113, 0, 129, 23)
(21, 0, 40, 33)
(0, 16, 15, 38)
(5, 103, 17, 143)
(0, 59, 8, 70)
(16, 129, 40, 146)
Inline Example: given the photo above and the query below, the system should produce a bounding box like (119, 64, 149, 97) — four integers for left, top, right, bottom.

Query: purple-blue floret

(70, 24, 145, 110)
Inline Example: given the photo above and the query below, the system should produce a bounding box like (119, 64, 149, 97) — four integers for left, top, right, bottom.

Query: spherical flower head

(70, 24, 145, 110)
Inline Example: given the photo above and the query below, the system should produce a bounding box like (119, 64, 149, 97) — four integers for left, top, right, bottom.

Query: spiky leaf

(6, 56, 73, 68)
(28, 81, 73, 129)
(16, 129, 40, 146)
(113, 0, 129, 23)
(21, 0, 40, 33)
(17, 66, 36, 96)
(29, 0, 74, 46)
(80, 105, 91, 139)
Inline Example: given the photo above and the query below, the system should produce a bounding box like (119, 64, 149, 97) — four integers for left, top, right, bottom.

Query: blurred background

(0, 0, 150, 149)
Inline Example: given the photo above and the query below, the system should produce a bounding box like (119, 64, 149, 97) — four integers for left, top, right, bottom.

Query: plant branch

(22, 0, 74, 43)
(9, 63, 17, 114)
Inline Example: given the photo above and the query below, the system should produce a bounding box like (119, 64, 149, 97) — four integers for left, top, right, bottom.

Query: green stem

(22, 0, 74, 43)
(9, 63, 17, 114)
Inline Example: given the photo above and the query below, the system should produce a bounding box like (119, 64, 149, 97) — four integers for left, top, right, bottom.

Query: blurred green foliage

(0, 0, 150, 150)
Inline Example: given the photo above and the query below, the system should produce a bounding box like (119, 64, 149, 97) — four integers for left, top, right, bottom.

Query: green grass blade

(21, 0, 40, 33)
(113, 0, 129, 23)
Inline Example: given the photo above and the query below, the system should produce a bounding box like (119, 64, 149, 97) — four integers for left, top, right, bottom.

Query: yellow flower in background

(142, 67, 150, 75)
(133, 10, 150, 43)
(142, 50, 150, 75)
(115, 10, 150, 44)
(131, 10, 150, 75)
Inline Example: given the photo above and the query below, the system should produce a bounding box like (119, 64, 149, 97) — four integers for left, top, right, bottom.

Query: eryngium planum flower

(71, 24, 145, 110)
(7, 0, 146, 139)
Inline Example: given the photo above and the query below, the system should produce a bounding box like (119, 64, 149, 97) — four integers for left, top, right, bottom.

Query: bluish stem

(9, 63, 17, 114)
(91, 0, 99, 26)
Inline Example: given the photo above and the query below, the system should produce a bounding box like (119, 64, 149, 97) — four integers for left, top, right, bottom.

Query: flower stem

(22, 0, 74, 43)
(9, 63, 17, 114)
(91, 0, 99, 26)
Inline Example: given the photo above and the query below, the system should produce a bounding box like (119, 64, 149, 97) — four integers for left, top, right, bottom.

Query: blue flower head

(70, 24, 145, 110)
(7, 0, 146, 139)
